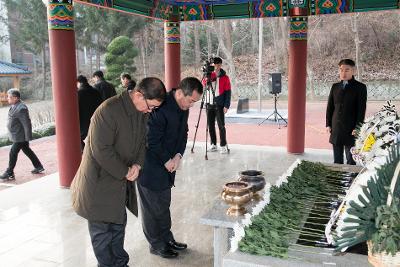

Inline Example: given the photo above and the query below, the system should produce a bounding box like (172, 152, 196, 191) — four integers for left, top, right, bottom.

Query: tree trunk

(140, 35, 147, 78)
(257, 18, 263, 112)
(41, 45, 46, 100)
(194, 23, 201, 65)
(214, 20, 236, 96)
(206, 25, 212, 59)
(351, 13, 362, 80)
(251, 20, 258, 54)
(88, 47, 93, 75)
(96, 48, 100, 71)
(271, 19, 280, 67)
(306, 17, 322, 100)
(279, 18, 288, 72)
(33, 54, 37, 76)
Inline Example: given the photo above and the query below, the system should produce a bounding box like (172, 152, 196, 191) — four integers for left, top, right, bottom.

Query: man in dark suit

(120, 73, 136, 91)
(326, 59, 367, 165)
(92, 70, 117, 101)
(71, 77, 166, 267)
(138, 77, 203, 258)
(77, 75, 102, 151)
(0, 89, 44, 180)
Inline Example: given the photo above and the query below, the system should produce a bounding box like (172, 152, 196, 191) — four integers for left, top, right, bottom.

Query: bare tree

(351, 13, 362, 80)
(251, 19, 258, 53)
(213, 20, 237, 92)
(194, 23, 201, 65)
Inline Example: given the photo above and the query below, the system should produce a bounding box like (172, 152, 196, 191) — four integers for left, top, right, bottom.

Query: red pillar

(164, 21, 181, 91)
(287, 16, 308, 154)
(47, 0, 81, 187)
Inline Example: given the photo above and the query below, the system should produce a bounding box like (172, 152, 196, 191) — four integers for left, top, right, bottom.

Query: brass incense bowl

(221, 181, 252, 216)
(238, 170, 266, 201)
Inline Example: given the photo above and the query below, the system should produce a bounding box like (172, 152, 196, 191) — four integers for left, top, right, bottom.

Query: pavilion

(45, 0, 400, 186)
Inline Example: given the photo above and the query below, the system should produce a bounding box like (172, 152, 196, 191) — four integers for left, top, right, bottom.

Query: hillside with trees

(0, 0, 399, 101)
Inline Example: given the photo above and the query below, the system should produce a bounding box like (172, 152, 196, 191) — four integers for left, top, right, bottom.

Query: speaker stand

(258, 94, 287, 128)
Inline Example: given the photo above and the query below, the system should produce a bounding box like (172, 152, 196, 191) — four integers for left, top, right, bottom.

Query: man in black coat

(138, 77, 203, 258)
(326, 59, 367, 165)
(77, 75, 102, 151)
(92, 70, 117, 101)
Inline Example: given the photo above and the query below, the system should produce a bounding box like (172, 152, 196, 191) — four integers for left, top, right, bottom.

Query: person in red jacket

(205, 57, 231, 154)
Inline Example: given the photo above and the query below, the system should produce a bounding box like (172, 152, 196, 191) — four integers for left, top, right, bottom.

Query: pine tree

(104, 36, 138, 88)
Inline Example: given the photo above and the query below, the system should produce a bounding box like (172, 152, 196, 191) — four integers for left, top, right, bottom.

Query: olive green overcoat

(71, 91, 147, 224)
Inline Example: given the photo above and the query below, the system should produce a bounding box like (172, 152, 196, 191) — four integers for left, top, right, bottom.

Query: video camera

(202, 57, 215, 76)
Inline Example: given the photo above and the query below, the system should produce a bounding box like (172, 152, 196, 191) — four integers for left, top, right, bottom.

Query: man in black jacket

(77, 75, 102, 151)
(326, 59, 367, 165)
(92, 70, 117, 101)
(138, 77, 203, 259)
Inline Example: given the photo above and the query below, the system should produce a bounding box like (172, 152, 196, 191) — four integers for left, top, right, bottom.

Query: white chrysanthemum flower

(230, 223, 246, 252)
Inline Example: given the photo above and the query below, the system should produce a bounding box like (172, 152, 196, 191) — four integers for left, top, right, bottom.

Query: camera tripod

(191, 74, 230, 159)
(258, 93, 287, 128)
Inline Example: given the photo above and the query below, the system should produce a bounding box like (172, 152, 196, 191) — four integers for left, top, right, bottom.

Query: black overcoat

(326, 77, 367, 146)
(94, 78, 117, 101)
(77, 84, 102, 139)
(138, 91, 188, 191)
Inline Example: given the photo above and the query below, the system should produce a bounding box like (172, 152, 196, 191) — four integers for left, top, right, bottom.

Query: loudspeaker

(269, 73, 282, 95)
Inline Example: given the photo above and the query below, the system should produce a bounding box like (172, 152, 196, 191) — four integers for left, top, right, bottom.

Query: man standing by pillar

(326, 59, 367, 165)
(138, 77, 203, 258)
(0, 89, 44, 180)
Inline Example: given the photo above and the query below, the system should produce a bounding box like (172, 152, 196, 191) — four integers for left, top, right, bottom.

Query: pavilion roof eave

(74, 0, 400, 22)
(0, 73, 32, 77)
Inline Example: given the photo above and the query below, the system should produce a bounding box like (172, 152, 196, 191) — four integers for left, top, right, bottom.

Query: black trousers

(7, 141, 42, 173)
(137, 184, 174, 250)
(206, 104, 227, 146)
(333, 144, 355, 165)
(88, 213, 129, 267)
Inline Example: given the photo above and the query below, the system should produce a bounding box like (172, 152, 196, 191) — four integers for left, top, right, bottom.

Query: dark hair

(92, 70, 104, 78)
(120, 73, 131, 80)
(338, 59, 356, 67)
(127, 80, 136, 91)
(7, 88, 20, 98)
(213, 57, 222, 64)
(77, 75, 88, 84)
(137, 77, 166, 101)
(178, 77, 203, 96)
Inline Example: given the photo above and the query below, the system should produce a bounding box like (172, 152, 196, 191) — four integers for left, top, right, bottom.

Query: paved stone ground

(0, 99, 397, 189)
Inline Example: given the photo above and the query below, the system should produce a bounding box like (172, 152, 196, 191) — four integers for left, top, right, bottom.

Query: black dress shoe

(150, 247, 178, 258)
(31, 166, 45, 174)
(168, 240, 187, 251)
(0, 171, 15, 181)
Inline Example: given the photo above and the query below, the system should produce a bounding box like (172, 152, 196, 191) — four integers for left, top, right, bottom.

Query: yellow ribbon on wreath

(362, 133, 376, 152)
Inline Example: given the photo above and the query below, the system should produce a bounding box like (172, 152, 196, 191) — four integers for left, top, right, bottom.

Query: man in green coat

(71, 77, 166, 267)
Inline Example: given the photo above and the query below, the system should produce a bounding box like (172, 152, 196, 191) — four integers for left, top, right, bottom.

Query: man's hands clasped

(125, 164, 141, 181)
(164, 153, 182, 173)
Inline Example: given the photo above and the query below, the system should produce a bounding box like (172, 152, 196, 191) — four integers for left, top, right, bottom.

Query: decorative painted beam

(48, 0, 74, 30)
(74, 0, 399, 21)
(289, 16, 308, 40)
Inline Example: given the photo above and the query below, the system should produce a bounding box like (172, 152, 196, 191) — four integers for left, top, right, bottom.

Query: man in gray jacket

(71, 77, 166, 267)
(0, 89, 44, 180)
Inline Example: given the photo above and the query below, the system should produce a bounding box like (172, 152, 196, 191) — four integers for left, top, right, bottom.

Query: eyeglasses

(143, 97, 159, 111)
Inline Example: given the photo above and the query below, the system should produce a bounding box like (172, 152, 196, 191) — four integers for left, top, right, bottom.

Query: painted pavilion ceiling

(75, 0, 400, 21)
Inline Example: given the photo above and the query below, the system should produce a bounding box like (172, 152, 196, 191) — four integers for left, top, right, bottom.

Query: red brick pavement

(0, 100, 396, 188)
